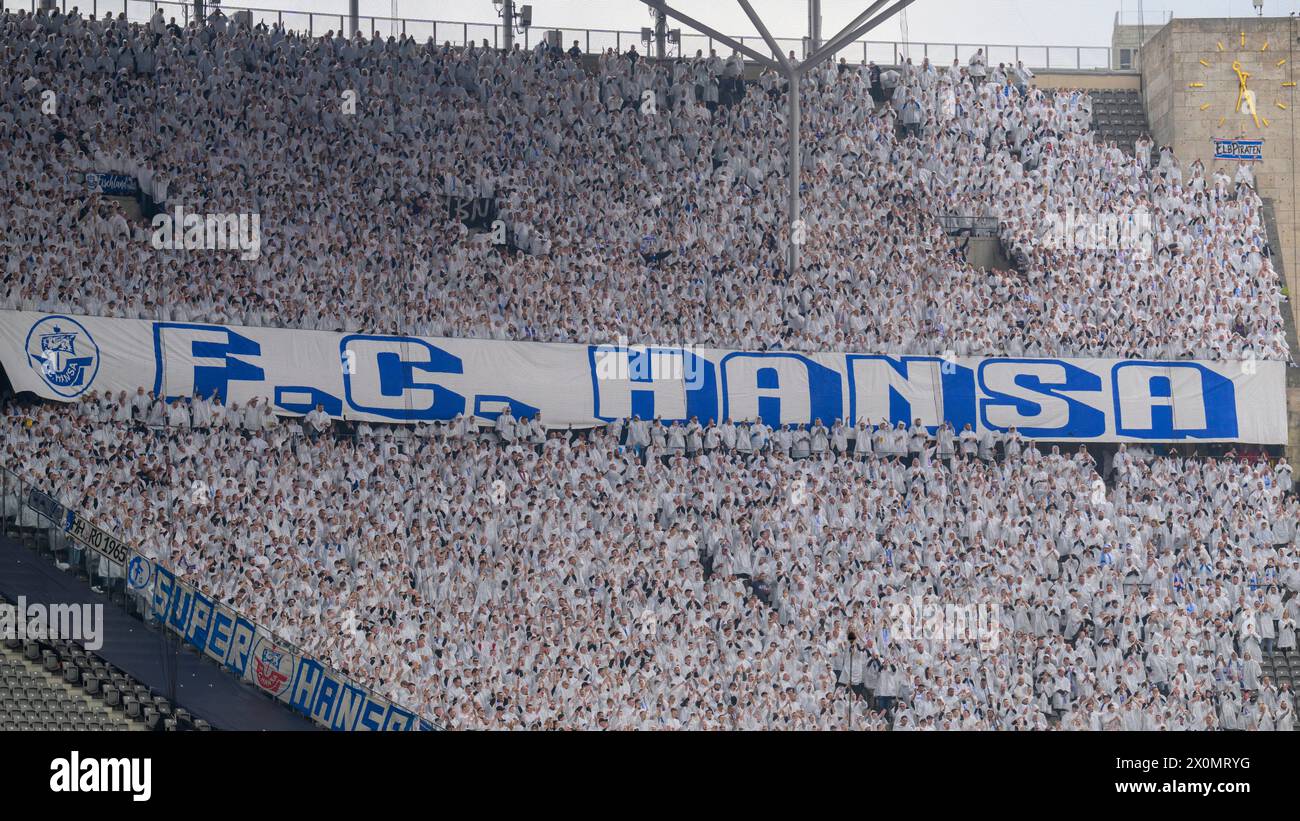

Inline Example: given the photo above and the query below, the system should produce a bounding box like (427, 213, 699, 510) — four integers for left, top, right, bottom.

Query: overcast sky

(225, 1, 1300, 48)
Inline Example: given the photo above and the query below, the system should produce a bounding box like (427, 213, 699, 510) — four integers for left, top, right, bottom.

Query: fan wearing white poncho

(6, 394, 1297, 730)
(0, 8, 1287, 365)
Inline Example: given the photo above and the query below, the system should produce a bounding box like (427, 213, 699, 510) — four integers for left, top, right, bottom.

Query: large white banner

(0, 310, 1287, 443)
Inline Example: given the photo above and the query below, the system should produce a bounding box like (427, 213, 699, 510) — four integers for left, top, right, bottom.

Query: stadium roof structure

(639, 0, 919, 276)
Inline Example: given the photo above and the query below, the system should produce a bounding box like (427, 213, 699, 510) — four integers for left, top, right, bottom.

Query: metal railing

(0, 457, 442, 731)
(938, 214, 1001, 237)
(3, 0, 1124, 71)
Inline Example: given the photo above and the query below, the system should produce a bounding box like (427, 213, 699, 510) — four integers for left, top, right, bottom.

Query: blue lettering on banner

(978, 359, 1106, 438)
(34, 475, 440, 731)
(1111, 362, 1238, 439)
(383, 704, 416, 731)
(275, 385, 343, 416)
(720, 352, 842, 428)
(474, 394, 541, 422)
(357, 696, 387, 731)
(846, 355, 976, 432)
(167, 581, 195, 635)
(589, 345, 719, 424)
(8, 312, 1274, 446)
(132, 549, 434, 729)
(331, 683, 370, 731)
(153, 323, 266, 402)
(206, 605, 234, 665)
(310, 671, 342, 725)
(1213, 138, 1263, 161)
(341, 335, 466, 420)
(77, 172, 140, 196)
(152, 565, 175, 623)
(186, 591, 214, 652)
(290, 657, 324, 713)
(225, 616, 256, 677)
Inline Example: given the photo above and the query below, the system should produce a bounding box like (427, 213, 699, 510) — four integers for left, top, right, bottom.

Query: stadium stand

(0, 7, 1289, 362)
(3, 399, 1297, 730)
(0, 6, 1295, 730)
(0, 592, 163, 731)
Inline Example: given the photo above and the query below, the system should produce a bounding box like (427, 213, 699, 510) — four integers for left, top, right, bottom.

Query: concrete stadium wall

(1142, 18, 1298, 319)
(1141, 17, 1299, 458)
(1032, 71, 1141, 90)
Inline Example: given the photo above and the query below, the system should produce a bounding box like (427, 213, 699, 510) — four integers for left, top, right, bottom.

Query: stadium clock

(1187, 30, 1295, 129)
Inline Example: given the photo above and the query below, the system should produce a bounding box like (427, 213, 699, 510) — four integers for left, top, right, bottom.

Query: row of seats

(0, 592, 210, 731)
(0, 643, 131, 731)
(1261, 651, 1300, 697)
(1088, 90, 1149, 153)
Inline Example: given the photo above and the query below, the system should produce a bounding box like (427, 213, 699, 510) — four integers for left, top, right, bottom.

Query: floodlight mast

(640, 0, 918, 277)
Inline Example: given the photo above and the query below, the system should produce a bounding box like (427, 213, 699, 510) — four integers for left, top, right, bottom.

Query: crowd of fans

(0, 6, 1289, 360)
(1, 394, 1296, 730)
(0, 7, 1296, 730)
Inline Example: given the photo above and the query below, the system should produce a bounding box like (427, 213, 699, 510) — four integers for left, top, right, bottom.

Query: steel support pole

(349, 0, 358, 37)
(502, 0, 514, 52)
(635, 0, 913, 280)
(805, 0, 913, 71)
(788, 68, 801, 277)
(807, 0, 889, 68)
(655, 7, 667, 60)
(846, 644, 853, 728)
(642, 0, 779, 68)
(737, 0, 790, 70)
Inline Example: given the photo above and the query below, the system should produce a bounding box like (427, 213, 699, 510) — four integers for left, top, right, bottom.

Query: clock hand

(1232, 62, 1247, 112)
(1243, 90, 1260, 128)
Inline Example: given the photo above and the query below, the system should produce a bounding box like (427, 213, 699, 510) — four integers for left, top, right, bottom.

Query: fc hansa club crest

(250, 636, 295, 699)
(24, 315, 99, 397)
